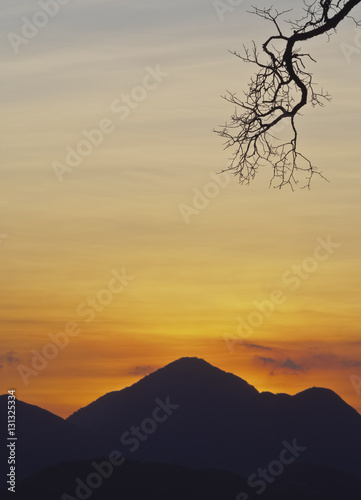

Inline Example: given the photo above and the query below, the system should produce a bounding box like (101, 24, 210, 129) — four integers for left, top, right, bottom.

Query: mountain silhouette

(1, 357, 361, 494)
(67, 357, 361, 479)
(0, 396, 105, 489)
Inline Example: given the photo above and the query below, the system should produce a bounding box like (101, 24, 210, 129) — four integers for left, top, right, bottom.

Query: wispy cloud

(341, 360, 361, 368)
(255, 350, 361, 375)
(243, 342, 274, 351)
(311, 353, 361, 369)
(257, 356, 276, 365)
(129, 365, 156, 376)
(255, 356, 305, 372)
(0, 351, 20, 368)
(282, 358, 304, 371)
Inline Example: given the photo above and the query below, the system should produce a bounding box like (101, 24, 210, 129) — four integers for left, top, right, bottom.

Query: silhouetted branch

(216, 0, 361, 189)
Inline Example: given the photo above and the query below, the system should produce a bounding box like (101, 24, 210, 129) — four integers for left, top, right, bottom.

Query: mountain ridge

(2, 357, 361, 487)
(65, 357, 361, 480)
(67, 356, 259, 425)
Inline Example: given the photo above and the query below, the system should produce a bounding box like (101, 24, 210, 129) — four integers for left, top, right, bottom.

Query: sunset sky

(1, 0, 361, 418)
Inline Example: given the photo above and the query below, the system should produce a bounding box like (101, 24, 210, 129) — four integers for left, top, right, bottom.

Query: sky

(1, 0, 361, 418)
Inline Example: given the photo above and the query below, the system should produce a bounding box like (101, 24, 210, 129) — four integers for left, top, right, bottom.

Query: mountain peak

(160, 356, 218, 373)
(166, 356, 210, 365)
(142, 357, 259, 395)
(296, 386, 345, 403)
(67, 357, 259, 430)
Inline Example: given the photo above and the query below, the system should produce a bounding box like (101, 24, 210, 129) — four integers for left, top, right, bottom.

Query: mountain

(0, 396, 105, 489)
(2, 357, 361, 493)
(67, 357, 361, 479)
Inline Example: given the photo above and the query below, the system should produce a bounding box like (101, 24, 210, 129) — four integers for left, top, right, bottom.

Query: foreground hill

(2, 458, 361, 500)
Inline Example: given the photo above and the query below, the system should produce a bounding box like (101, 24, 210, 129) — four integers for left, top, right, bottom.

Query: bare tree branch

(216, 0, 361, 189)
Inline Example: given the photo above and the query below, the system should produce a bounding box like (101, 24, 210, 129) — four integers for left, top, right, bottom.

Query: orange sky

(1, 0, 361, 418)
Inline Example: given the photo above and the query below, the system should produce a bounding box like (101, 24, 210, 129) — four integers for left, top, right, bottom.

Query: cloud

(257, 356, 277, 365)
(255, 349, 361, 374)
(243, 342, 273, 351)
(282, 358, 304, 371)
(0, 351, 20, 367)
(311, 353, 361, 369)
(255, 356, 305, 372)
(129, 365, 156, 376)
(341, 360, 361, 368)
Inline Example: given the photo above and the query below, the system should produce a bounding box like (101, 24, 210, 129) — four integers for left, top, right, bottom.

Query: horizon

(5, 356, 361, 419)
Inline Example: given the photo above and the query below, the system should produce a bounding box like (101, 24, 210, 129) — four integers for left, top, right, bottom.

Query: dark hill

(1, 458, 361, 500)
(0, 396, 104, 489)
(66, 357, 361, 479)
